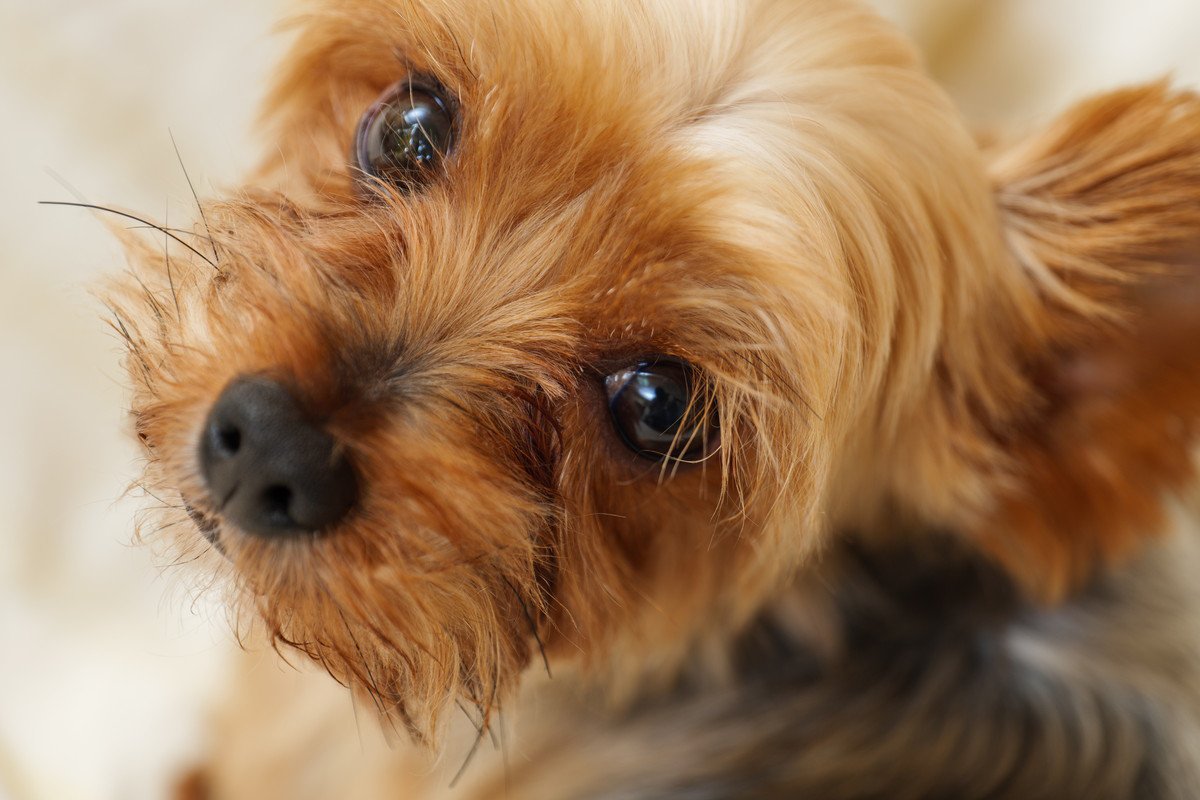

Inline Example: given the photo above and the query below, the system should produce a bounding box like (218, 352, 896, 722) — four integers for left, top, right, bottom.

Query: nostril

(199, 376, 358, 537)
(213, 424, 242, 458)
(261, 485, 294, 527)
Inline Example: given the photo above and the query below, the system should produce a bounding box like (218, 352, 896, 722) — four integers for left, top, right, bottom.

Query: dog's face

(111, 0, 1200, 738)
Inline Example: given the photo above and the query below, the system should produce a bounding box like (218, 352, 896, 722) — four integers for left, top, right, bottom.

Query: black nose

(199, 377, 357, 537)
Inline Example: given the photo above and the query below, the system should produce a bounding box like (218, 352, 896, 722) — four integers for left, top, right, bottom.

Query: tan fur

(102, 0, 1200, 795)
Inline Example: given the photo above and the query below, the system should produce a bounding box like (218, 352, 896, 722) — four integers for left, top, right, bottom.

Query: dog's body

(487, 530, 1200, 799)
(188, 521, 1200, 799)
(104, 0, 1200, 796)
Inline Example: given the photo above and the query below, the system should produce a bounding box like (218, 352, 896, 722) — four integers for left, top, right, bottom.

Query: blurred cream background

(1, 1, 1198, 798)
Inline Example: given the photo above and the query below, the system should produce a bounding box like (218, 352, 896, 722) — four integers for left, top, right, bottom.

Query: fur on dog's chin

(107, 0, 1200, 743)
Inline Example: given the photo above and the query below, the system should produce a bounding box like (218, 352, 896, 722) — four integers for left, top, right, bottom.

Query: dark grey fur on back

(500, 510, 1200, 799)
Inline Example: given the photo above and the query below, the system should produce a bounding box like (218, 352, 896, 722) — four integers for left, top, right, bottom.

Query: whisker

(503, 576, 551, 678)
(456, 698, 485, 736)
(497, 709, 511, 793)
(163, 201, 181, 322)
(100, 301, 152, 378)
(163, 546, 210, 569)
(336, 607, 391, 723)
(127, 269, 166, 328)
(449, 702, 489, 788)
(39, 200, 218, 270)
(42, 167, 89, 203)
(169, 130, 221, 265)
(125, 224, 215, 243)
(133, 481, 178, 510)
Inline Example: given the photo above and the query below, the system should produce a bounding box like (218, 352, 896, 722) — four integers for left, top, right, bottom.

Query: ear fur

(945, 86, 1200, 599)
(978, 83, 1200, 600)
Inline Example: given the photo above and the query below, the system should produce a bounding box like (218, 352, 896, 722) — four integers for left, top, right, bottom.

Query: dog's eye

(605, 358, 715, 462)
(354, 78, 455, 191)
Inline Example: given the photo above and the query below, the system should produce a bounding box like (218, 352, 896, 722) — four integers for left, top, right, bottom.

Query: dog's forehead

(275, 0, 915, 204)
(260, 0, 921, 354)
(305, 0, 743, 98)
(274, 0, 746, 206)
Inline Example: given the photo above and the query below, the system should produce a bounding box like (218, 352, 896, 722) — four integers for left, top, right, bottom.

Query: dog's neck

(668, 530, 1025, 696)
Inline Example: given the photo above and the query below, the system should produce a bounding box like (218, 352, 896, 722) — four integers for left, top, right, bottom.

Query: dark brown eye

(354, 77, 455, 191)
(605, 358, 715, 462)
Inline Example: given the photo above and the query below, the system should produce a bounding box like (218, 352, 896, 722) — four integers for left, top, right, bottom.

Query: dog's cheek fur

(107, 203, 579, 739)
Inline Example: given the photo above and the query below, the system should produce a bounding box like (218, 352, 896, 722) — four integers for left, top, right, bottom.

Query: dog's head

(110, 0, 1200, 738)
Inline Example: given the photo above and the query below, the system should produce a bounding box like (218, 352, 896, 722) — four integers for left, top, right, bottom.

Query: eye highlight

(605, 358, 715, 463)
(354, 77, 455, 191)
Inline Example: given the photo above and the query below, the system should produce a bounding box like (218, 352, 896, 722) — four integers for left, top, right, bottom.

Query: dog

(103, 0, 1200, 796)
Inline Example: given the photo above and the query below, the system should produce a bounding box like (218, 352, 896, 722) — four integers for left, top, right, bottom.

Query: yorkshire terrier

(104, 0, 1200, 797)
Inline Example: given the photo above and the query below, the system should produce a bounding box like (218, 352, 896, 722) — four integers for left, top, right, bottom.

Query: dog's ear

(979, 83, 1200, 600)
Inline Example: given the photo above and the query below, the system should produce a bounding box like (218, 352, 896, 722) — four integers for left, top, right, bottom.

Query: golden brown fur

(101, 0, 1200, 795)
